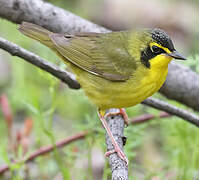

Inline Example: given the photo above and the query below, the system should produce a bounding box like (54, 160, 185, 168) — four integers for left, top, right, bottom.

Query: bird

(19, 22, 186, 164)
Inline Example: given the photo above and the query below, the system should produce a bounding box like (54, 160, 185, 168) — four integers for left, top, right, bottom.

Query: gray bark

(143, 98, 199, 127)
(160, 62, 199, 111)
(106, 109, 128, 180)
(0, 0, 109, 34)
(0, 0, 198, 111)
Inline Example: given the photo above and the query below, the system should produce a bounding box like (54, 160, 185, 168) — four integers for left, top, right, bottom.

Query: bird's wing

(50, 31, 137, 81)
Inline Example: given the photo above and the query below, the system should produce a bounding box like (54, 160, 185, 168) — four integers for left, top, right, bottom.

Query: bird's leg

(105, 108, 129, 126)
(98, 109, 128, 165)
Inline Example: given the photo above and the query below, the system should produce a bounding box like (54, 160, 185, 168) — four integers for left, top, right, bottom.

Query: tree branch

(0, 0, 199, 111)
(160, 62, 199, 111)
(143, 98, 199, 127)
(0, 37, 80, 89)
(0, 131, 87, 174)
(131, 111, 171, 124)
(0, 0, 109, 34)
(105, 109, 128, 180)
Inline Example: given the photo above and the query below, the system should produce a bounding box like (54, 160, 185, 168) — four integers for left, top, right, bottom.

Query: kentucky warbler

(19, 22, 186, 164)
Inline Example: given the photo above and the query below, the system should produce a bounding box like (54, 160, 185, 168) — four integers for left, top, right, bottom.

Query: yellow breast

(73, 54, 172, 110)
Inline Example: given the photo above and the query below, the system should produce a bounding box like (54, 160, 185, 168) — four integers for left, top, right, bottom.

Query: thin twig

(131, 111, 171, 124)
(0, 131, 87, 174)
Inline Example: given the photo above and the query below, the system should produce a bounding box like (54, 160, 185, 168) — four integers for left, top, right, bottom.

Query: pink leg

(105, 108, 129, 126)
(98, 110, 128, 165)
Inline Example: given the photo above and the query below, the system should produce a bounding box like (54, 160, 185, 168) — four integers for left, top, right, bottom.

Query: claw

(105, 145, 129, 165)
(105, 108, 129, 126)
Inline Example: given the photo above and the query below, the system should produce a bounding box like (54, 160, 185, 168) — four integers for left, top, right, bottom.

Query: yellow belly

(71, 55, 171, 110)
(72, 65, 167, 110)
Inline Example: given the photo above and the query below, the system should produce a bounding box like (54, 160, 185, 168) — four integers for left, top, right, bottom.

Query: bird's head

(130, 28, 186, 68)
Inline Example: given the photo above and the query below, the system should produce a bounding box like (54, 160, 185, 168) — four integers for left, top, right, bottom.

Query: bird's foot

(98, 109, 129, 165)
(105, 108, 129, 126)
(105, 144, 129, 165)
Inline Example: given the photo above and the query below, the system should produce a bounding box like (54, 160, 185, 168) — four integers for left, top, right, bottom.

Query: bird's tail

(18, 22, 54, 48)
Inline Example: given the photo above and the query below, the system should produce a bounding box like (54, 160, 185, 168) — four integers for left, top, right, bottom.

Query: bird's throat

(150, 54, 172, 69)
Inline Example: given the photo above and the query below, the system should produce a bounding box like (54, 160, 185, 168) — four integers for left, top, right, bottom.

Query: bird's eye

(152, 45, 160, 54)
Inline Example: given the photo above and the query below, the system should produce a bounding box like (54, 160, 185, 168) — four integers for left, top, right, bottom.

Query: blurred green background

(0, 0, 199, 179)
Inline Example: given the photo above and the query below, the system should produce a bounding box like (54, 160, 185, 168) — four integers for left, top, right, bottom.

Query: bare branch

(143, 98, 199, 127)
(160, 62, 199, 111)
(0, 0, 109, 34)
(131, 111, 171, 124)
(0, 37, 80, 89)
(105, 109, 128, 180)
(0, 0, 199, 111)
(0, 131, 87, 174)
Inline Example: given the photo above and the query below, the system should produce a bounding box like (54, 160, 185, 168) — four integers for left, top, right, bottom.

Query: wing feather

(50, 32, 137, 81)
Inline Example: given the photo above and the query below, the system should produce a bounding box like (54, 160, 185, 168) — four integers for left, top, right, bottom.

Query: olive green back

(19, 22, 142, 81)
(50, 31, 138, 81)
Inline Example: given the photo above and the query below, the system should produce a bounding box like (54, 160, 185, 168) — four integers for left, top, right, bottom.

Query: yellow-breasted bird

(19, 22, 186, 164)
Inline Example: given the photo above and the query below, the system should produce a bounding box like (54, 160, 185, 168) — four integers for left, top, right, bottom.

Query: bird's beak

(167, 51, 186, 60)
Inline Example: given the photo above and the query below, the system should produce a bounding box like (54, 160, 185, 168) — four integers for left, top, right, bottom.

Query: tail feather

(18, 22, 54, 48)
